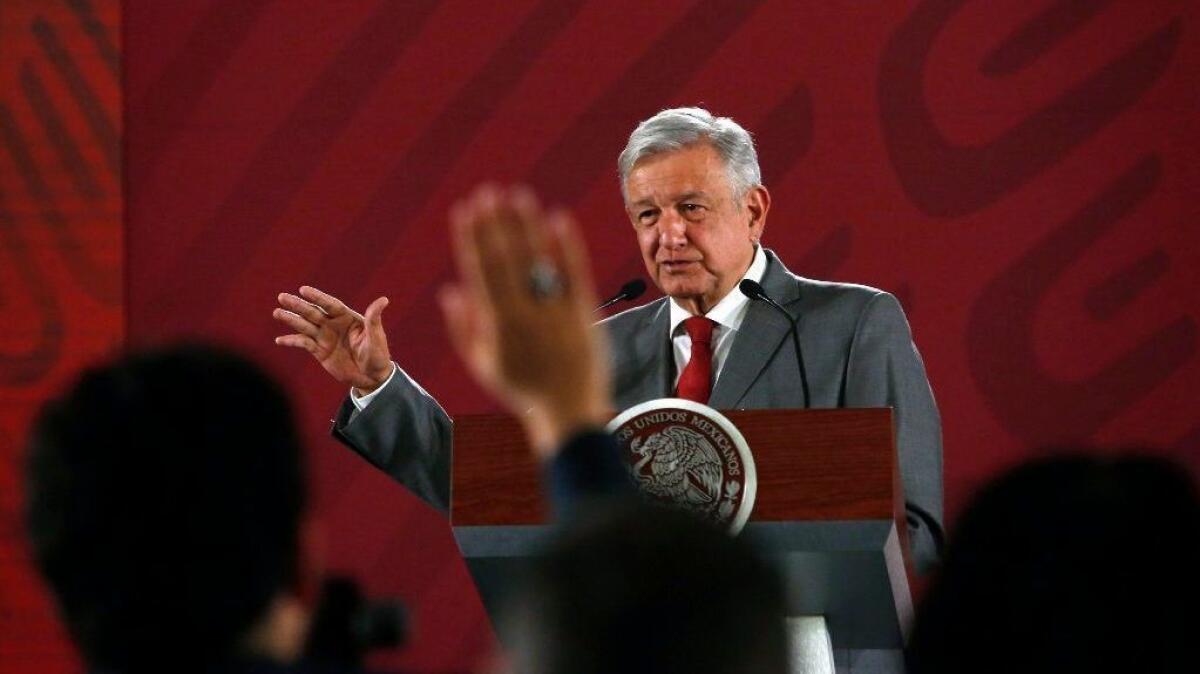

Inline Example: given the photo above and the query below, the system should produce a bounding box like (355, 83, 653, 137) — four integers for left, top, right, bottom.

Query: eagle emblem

(609, 399, 756, 532)
(630, 425, 724, 510)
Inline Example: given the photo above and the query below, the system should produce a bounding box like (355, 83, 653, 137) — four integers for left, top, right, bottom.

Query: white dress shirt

(669, 244, 767, 389)
(351, 362, 397, 410)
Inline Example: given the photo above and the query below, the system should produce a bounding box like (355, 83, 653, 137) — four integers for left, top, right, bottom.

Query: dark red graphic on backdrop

(2, 0, 1195, 672)
(0, 0, 122, 672)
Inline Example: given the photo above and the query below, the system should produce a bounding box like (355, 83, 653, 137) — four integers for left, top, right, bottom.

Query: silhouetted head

(500, 502, 789, 674)
(25, 345, 307, 673)
(907, 452, 1200, 673)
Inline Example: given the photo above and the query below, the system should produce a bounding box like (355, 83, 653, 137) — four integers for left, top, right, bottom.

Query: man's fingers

(472, 200, 526, 311)
(438, 286, 470, 361)
(510, 185, 549, 263)
(490, 186, 551, 299)
(274, 334, 318, 354)
(510, 185, 540, 221)
(272, 308, 321, 339)
(298, 285, 347, 317)
(458, 185, 526, 313)
(497, 186, 541, 271)
(363, 296, 389, 328)
(277, 293, 326, 324)
(450, 185, 573, 320)
(547, 208, 598, 307)
(450, 197, 487, 302)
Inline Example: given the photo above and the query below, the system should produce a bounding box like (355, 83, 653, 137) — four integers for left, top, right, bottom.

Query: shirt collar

(669, 244, 768, 335)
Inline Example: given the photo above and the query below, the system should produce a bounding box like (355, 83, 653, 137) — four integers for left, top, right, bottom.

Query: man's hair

(25, 345, 307, 673)
(501, 503, 789, 674)
(618, 107, 762, 202)
(906, 452, 1200, 674)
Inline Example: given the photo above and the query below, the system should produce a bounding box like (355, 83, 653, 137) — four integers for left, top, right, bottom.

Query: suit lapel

(617, 299, 672, 406)
(707, 249, 801, 408)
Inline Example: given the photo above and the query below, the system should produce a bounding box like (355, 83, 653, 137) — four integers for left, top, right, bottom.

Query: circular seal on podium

(607, 398, 757, 534)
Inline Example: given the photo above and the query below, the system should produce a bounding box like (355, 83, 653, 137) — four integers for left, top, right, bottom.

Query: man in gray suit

(273, 108, 943, 571)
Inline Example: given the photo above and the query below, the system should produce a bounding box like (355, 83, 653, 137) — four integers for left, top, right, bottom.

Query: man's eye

(682, 203, 705, 214)
(639, 210, 657, 221)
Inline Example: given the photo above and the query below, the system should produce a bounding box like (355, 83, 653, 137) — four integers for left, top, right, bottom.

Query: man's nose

(658, 213, 687, 249)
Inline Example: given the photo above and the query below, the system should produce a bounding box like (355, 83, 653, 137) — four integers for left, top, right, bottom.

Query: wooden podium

(451, 408, 913, 653)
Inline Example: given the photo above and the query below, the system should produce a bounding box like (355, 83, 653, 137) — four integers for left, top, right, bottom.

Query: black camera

(305, 576, 408, 668)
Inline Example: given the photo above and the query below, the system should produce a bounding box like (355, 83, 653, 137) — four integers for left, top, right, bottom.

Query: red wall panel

(4, 0, 1195, 672)
(0, 0, 122, 672)
(124, 1, 1200, 670)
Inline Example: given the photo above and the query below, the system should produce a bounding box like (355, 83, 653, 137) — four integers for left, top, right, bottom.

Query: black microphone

(739, 279, 810, 408)
(595, 278, 647, 312)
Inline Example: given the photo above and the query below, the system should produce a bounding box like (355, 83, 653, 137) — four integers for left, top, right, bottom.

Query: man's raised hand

(438, 185, 611, 458)
(273, 286, 394, 395)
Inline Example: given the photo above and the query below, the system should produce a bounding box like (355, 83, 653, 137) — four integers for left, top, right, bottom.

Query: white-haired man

(273, 108, 944, 571)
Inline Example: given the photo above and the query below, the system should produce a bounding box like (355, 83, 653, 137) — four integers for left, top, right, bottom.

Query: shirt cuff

(349, 362, 398, 411)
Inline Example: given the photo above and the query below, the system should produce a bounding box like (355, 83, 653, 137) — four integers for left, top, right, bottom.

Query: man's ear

(745, 185, 770, 243)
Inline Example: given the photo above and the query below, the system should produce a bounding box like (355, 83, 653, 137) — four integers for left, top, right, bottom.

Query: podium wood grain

(452, 408, 900, 529)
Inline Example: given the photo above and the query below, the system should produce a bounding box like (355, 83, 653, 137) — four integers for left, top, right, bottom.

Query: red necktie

(676, 316, 716, 403)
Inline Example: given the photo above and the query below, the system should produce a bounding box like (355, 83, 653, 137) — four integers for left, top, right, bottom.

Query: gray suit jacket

(333, 249, 944, 571)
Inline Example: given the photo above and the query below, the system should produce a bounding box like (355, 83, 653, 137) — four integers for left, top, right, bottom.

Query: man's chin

(657, 281, 712, 305)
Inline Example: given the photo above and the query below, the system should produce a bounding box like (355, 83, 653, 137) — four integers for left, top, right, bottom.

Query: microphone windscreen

(739, 279, 767, 300)
(620, 278, 647, 301)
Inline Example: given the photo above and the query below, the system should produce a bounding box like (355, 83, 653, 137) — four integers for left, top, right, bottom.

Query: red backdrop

(0, 0, 121, 671)
(3, 0, 1198, 672)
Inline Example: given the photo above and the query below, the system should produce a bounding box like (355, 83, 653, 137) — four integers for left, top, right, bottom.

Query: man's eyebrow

(628, 190, 711, 208)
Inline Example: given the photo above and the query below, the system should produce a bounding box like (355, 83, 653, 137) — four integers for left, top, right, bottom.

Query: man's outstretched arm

(273, 285, 452, 511)
(331, 364, 453, 512)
